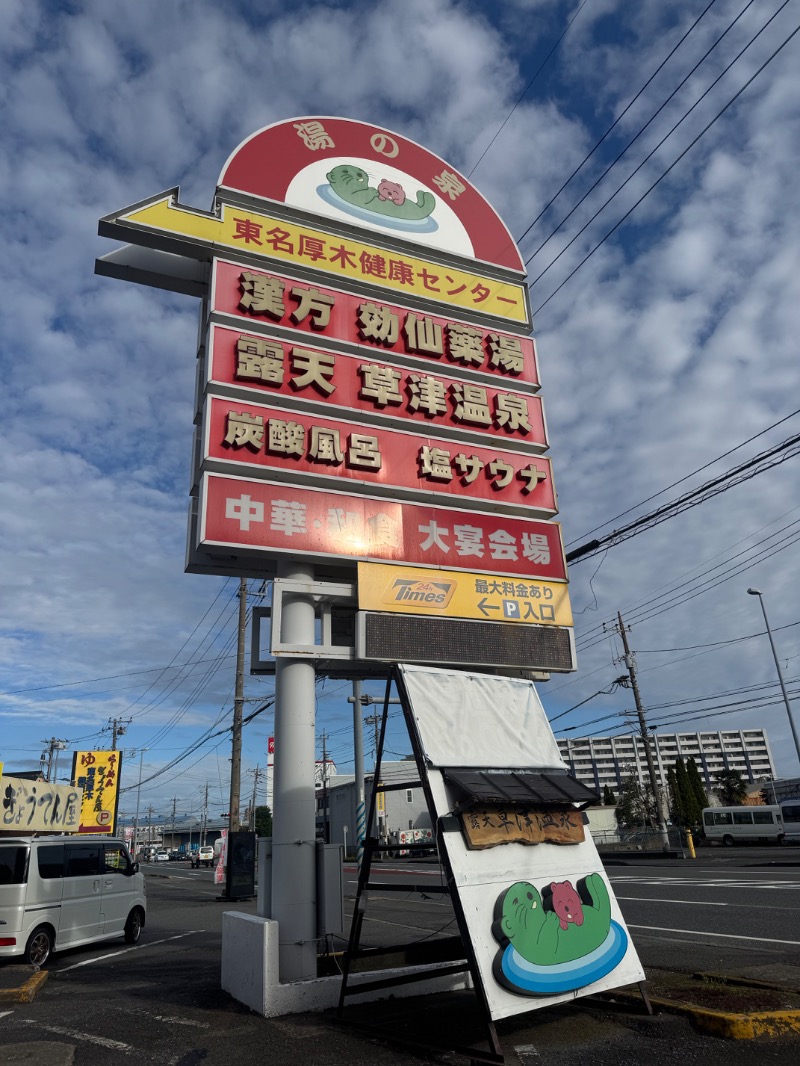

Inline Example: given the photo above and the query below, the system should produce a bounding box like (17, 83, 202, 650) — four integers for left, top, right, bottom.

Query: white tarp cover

(397, 664, 645, 1022)
(397, 664, 566, 770)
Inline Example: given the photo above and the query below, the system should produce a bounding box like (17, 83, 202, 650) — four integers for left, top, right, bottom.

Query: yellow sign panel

(118, 195, 529, 324)
(358, 563, 573, 626)
(71, 750, 122, 834)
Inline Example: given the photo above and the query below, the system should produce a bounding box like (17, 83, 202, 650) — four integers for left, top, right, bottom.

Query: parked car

(0, 835, 146, 966)
(155, 850, 170, 862)
(192, 845, 214, 868)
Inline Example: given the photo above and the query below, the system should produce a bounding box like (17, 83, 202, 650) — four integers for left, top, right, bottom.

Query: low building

(320, 760, 431, 851)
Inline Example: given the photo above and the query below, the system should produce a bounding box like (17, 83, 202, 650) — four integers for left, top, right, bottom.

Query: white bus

(701, 805, 784, 846)
(780, 799, 800, 844)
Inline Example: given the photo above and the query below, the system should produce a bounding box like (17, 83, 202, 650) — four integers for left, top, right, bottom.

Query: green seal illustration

(495, 872, 612, 967)
(326, 164, 436, 220)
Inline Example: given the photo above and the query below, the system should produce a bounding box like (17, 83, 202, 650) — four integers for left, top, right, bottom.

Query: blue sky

(2, 0, 800, 822)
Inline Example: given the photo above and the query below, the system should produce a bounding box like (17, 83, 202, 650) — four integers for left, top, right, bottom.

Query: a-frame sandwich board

(337, 665, 648, 1063)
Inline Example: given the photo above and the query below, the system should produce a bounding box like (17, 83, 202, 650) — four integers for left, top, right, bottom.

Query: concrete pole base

(220, 911, 472, 1017)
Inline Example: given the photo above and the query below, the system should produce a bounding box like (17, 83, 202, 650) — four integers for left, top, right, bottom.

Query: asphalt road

(351, 847, 800, 980)
(1, 849, 799, 1065)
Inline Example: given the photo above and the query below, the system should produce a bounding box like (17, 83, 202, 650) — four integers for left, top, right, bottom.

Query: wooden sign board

(460, 805, 584, 849)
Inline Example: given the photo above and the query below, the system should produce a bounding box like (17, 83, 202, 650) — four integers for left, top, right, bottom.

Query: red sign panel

(199, 473, 567, 581)
(204, 396, 556, 515)
(211, 260, 540, 388)
(208, 324, 547, 449)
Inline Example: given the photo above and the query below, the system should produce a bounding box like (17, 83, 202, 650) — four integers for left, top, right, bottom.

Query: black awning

(442, 769, 600, 810)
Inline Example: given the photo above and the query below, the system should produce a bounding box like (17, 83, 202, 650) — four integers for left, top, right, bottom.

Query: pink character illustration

(377, 179, 406, 206)
(549, 880, 585, 931)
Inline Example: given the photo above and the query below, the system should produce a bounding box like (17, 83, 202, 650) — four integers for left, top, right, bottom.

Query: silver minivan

(0, 835, 146, 966)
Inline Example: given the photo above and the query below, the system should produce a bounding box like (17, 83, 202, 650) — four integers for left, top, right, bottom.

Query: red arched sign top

(218, 117, 524, 273)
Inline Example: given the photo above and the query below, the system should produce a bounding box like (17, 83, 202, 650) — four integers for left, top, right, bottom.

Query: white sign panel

(397, 665, 645, 1020)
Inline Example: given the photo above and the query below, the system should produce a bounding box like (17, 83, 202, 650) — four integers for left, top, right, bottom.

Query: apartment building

(557, 728, 775, 794)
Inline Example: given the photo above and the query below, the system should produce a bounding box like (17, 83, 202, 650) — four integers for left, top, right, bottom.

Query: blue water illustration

(498, 921, 629, 996)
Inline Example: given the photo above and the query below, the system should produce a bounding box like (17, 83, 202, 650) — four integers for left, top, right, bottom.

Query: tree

(603, 785, 617, 806)
(686, 757, 709, 814)
(667, 767, 685, 826)
(615, 775, 657, 828)
(713, 769, 747, 806)
(254, 805, 273, 837)
(676, 758, 701, 826)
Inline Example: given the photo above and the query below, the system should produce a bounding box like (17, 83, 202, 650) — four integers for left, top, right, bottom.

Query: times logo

(385, 578, 456, 608)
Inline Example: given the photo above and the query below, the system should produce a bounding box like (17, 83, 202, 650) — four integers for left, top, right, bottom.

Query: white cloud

(1, 0, 799, 802)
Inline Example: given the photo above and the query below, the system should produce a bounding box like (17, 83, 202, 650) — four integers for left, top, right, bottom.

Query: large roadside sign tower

(97, 117, 577, 986)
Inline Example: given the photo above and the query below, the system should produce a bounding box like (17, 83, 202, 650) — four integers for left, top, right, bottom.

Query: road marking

(616, 895, 728, 906)
(151, 1014, 210, 1029)
(515, 1044, 541, 1063)
(0, 1010, 14, 1019)
(364, 915, 455, 935)
(20, 1020, 132, 1050)
(58, 930, 206, 972)
(627, 924, 800, 946)
(609, 876, 799, 889)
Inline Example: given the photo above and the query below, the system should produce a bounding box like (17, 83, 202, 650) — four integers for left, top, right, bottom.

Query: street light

(747, 588, 800, 768)
(129, 748, 149, 855)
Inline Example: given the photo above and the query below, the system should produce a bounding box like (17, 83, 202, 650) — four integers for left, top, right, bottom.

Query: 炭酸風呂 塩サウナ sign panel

(201, 395, 555, 518)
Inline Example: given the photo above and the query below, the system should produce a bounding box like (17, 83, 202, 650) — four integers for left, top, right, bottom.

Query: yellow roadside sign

(105, 193, 529, 324)
(358, 562, 573, 626)
(71, 750, 123, 834)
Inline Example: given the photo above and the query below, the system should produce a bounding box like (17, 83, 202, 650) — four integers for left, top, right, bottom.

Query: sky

(2, 0, 800, 825)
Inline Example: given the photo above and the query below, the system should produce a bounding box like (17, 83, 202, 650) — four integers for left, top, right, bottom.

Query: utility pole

(108, 716, 131, 750)
(201, 783, 209, 845)
(131, 748, 148, 855)
(364, 713, 381, 770)
(319, 733, 329, 844)
(41, 738, 67, 783)
(617, 612, 670, 850)
(146, 804, 155, 852)
(247, 766, 263, 831)
(349, 681, 366, 869)
(170, 797, 177, 850)
(228, 577, 247, 835)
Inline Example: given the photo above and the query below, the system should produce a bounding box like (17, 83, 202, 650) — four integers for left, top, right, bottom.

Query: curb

(0, 969, 48, 1004)
(599, 988, 800, 1039)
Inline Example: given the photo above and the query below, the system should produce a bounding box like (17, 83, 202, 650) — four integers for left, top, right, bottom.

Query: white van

(780, 800, 800, 844)
(0, 835, 146, 966)
(701, 805, 784, 846)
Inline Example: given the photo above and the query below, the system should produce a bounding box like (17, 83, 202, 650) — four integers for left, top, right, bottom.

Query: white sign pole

(270, 560, 318, 981)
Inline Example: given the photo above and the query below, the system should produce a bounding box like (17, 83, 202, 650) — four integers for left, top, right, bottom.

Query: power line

(467, 0, 592, 180)
(120, 579, 235, 718)
(566, 409, 800, 547)
(525, 0, 762, 266)
(532, 18, 800, 314)
(568, 430, 800, 565)
(514, 0, 722, 247)
(576, 521, 800, 650)
(574, 509, 800, 649)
